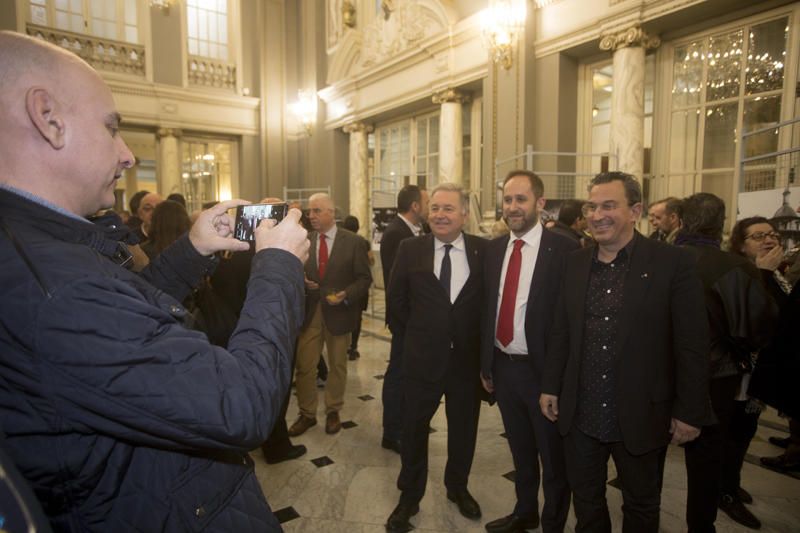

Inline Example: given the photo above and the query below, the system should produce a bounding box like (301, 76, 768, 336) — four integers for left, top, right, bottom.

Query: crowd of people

(1, 30, 798, 533)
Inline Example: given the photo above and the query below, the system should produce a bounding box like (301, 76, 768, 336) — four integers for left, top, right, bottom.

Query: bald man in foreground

(0, 31, 309, 532)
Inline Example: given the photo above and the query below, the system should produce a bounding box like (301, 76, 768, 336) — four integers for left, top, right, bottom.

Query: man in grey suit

(289, 193, 372, 436)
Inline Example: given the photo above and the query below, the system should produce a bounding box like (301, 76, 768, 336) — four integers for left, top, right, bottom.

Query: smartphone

(234, 203, 289, 241)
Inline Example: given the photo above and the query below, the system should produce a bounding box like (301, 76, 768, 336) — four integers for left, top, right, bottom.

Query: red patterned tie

(318, 234, 328, 279)
(496, 239, 524, 347)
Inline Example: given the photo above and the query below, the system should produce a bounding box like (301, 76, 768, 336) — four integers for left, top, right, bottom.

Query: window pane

(706, 30, 742, 102)
(198, 10, 208, 39)
(188, 38, 197, 55)
(218, 45, 227, 61)
(92, 0, 103, 16)
(70, 0, 81, 11)
(743, 95, 781, 157)
(55, 11, 68, 29)
(71, 14, 82, 32)
(670, 109, 700, 171)
(701, 172, 733, 213)
(746, 17, 788, 94)
(125, 0, 137, 24)
(187, 9, 197, 37)
(416, 121, 426, 157)
(672, 41, 703, 108)
(125, 26, 137, 43)
(30, 5, 47, 25)
(429, 117, 439, 154)
(702, 103, 738, 169)
(199, 40, 208, 57)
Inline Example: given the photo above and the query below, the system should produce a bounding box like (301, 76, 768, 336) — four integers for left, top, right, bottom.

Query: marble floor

(254, 310, 800, 532)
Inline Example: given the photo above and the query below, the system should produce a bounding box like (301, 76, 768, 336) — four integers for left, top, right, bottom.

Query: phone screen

(234, 203, 289, 241)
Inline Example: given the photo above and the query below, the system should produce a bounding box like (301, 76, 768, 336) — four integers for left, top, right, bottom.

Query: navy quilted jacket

(0, 188, 304, 532)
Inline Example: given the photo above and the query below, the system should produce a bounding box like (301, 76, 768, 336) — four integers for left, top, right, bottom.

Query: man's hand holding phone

(255, 208, 309, 263)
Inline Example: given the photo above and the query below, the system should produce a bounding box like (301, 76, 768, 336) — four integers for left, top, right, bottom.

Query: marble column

(599, 26, 659, 183)
(343, 121, 373, 239)
(433, 89, 470, 186)
(156, 128, 182, 197)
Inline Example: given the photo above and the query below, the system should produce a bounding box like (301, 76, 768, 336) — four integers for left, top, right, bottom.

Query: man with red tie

(289, 193, 372, 436)
(481, 171, 578, 533)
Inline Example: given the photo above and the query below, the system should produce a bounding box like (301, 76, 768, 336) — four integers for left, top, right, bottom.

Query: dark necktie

(496, 239, 524, 347)
(318, 234, 328, 279)
(440, 244, 453, 300)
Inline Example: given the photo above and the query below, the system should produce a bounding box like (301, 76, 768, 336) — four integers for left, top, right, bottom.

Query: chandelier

(480, 0, 526, 70)
(289, 89, 318, 137)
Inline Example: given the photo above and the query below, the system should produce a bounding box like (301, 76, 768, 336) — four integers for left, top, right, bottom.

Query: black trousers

(493, 350, 570, 532)
(396, 368, 481, 503)
(564, 429, 667, 533)
(721, 398, 759, 495)
(382, 330, 405, 442)
(684, 374, 745, 532)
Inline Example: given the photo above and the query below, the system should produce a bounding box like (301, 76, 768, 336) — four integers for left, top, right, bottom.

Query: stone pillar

(156, 128, 182, 197)
(599, 26, 659, 183)
(343, 121, 373, 239)
(433, 88, 470, 186)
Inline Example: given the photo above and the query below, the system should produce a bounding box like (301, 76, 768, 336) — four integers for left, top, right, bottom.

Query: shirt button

(602, 345, 607, 350)
(602, 403, 607, 407)
(170, 305, 181, 313)
(602, 374, 607, 379)
(604, 316, 609, 321)
(611, 263, 615, 268)
(607, 289, 611, 294)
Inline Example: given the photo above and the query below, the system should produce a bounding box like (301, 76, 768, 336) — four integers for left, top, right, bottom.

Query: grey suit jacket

(303, 228, 372, 336)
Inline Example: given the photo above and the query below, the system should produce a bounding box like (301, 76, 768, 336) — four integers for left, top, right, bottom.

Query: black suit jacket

(481, 229, 579, 383)
(388, 233, 487, 383)
(380, 215, 416, 326)
(303, 228, 372, 336)
(542, 232, 713, 455)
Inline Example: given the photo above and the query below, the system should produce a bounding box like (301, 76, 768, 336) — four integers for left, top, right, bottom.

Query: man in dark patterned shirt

(540, 172, 712, 533)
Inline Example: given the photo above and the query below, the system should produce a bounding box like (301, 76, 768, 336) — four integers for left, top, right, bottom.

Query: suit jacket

(380, 215, 416, 326)
(542, 232, 713, 455)
(304, 228, 372, 336)
(388, 233, 487, 384)
(481, 230, 580, 383)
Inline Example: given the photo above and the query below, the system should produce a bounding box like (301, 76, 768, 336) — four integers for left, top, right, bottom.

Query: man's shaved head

(0, 31, 134, 216)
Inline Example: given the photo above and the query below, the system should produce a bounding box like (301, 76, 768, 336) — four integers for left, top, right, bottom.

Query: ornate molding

(156, 128, 183, 139)
(343, 122, 374, 134)
(599, 25, 660, 52)
(432, 88, 470, 105)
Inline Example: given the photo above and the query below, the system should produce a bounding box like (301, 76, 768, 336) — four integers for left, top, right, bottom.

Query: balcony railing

(188, 56, 236, 91)
(26, 23, 145, 77)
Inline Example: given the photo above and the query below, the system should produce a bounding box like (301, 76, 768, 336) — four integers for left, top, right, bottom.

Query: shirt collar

(592, 231, 638, 263)
(434, 232, 465, 251)
(0, 183, 92, 224)
(320, 224, 338, 240)
(508, 221, 543, 248)
(399, 213, 422, 235)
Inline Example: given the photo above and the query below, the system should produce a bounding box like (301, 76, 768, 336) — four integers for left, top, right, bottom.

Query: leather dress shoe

(263, 443, 307, 464)
(760, 453, 800, 472)
(325, 411, 342, 434)
(719, 493, 761, 529)
(485, 513, 540, 532)
(381, 437, 402, 454)
(348, 349, 360, 360)
(446, 488, 481, 520)
(386, 501, 419, 532)
(287, 415, 316, 437)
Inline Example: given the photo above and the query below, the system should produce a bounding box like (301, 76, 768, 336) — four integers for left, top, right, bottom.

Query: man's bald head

(0, 31, 134, 217)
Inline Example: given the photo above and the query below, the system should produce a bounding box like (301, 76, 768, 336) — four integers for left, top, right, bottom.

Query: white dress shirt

(315, 224, 338, 266)
(433, 233, 469, 304)
(494, 222, 543, 354)
(399, 213, 423, 236)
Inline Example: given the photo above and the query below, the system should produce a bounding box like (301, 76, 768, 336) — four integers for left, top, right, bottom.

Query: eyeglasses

(744, 231, 780, 242)
(581, 201, 634, 217)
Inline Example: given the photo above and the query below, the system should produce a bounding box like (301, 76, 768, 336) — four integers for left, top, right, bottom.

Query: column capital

(343, 121, 373, 134)
(156, 127, 183, 139)
(599, 25, 660, 52)
(432, 88, 471, 105)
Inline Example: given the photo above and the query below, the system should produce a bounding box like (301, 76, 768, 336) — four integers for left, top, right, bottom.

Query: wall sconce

(480, 0, 526, 70)
(289, 89, 317, 137)
(149, 0, 171, 14)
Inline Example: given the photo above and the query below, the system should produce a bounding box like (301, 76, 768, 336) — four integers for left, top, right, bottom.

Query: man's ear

(25, 86, 66, 149)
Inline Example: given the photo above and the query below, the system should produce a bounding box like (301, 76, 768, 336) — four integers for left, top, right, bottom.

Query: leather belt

(494, 346, 529, 361)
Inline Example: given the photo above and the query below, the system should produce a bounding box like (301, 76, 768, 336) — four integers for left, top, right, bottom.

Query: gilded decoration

(599, 25, 660, 52)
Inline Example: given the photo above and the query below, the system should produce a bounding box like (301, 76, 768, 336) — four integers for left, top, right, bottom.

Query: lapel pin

(641, 273, 649, 278)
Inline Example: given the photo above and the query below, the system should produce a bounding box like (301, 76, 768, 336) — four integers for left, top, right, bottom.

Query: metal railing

(739, 116, 800, 193)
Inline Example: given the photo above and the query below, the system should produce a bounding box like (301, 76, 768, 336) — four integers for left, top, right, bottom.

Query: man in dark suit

(481, 170, 578, 533)
(380, 185, 429, 453)
(385, 183, 487, 532)
(540, 172, 712, 532)
(288, 193, 372, 436)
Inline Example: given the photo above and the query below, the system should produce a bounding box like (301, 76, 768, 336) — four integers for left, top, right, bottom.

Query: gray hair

(308, 192, 334, 211)
(430, 182, 469, 214)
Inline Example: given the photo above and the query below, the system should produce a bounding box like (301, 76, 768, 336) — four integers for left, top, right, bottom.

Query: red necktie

(318, 234, 328, 279)
(496, 239, 524, 347)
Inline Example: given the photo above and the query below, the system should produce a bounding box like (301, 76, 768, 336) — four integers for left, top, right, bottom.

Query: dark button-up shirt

(576, 238, 635, 442)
